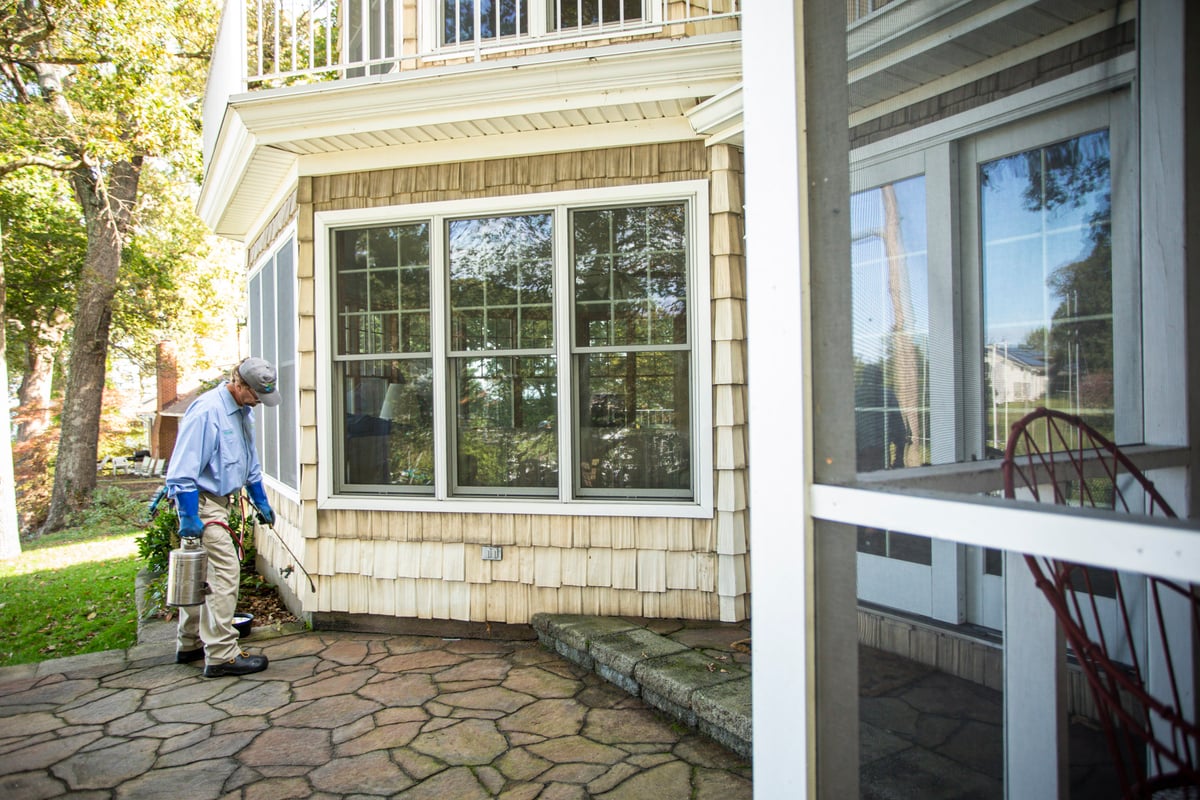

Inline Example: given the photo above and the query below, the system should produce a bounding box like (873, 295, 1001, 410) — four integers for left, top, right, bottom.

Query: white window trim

(249, 226, 302, 504)
(314, 180, 714, 518)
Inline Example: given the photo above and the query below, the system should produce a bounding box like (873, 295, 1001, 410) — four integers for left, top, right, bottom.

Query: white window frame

(248, 229, 302, 498)
(314, 180, 713, 517)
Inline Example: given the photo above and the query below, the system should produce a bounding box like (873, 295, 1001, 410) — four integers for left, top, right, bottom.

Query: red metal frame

(1001, 407, 1198, 798)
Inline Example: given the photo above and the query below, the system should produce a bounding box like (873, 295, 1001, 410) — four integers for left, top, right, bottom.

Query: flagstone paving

(0, 630, 753, 799)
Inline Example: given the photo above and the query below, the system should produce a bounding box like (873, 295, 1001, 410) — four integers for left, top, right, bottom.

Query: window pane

(851, 176, 929, 471)
(981, 130, 1113, 451)
(576, 351, 691, 494)
(454, 356, 557, 491)
(443, 0, 527, 44)
(573, 204, 687, 347)
(556, 0, 643, 29)
(336, 223, 430, 356)
(449, 214, 553, 352)
(341, 359, 434, 490)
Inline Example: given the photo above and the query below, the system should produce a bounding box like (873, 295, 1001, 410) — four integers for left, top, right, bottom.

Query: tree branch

(0, 154, 83, 178)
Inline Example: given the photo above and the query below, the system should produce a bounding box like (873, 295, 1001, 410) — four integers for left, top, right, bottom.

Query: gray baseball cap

(238, 357, 282, 407)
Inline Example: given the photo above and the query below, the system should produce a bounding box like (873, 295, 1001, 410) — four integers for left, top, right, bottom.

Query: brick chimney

(152, 341, 178, 460)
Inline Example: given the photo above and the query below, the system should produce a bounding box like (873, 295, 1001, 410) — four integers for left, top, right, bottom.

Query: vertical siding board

(637, 549, 667, 592)
(534, 547, 562, 588)
(561, 548, 587, 587)
(587, 548, 613, 587)
(442, 542, 466, 582)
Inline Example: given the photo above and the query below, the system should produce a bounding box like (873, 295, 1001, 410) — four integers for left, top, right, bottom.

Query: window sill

(319, 493, 714, 519)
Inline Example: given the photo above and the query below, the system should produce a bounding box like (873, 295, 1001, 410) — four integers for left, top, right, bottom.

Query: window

(322, 184, 707, 506)
(980, 129, 1113, 450)
(249, 236, 299, 491)
(555, 0, 644, 30)
(849, 93, 1134, 628)
(439, 0, 647, 47)
(443, 0, 527, 44)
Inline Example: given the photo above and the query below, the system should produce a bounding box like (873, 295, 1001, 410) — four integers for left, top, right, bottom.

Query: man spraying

(166, 357, 279, 677)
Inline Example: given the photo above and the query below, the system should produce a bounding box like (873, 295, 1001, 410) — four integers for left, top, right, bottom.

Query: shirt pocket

(217, 426, 243, 474)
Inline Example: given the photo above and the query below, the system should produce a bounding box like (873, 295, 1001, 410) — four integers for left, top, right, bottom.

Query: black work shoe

(175, 647, 205, 664)
(203, 653, 269, 678)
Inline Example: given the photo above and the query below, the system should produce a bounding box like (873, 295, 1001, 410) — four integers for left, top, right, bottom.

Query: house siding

(271, 141, 748, 627)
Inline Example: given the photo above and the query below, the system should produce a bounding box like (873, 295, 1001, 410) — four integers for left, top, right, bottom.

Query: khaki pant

(176, 493, 242, 665)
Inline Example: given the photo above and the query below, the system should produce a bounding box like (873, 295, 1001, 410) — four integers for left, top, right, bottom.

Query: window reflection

(851, 175, 929, 471)
(454, 356, 558, 491)
(981, 130, 1113, 451)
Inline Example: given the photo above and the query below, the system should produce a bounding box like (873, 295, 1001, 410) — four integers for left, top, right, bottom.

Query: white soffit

(848, 0, 1126, 115)
(199, 35, 743, 239)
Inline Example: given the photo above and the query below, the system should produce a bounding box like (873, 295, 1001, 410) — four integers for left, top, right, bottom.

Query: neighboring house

(986, 345, 1047, 406)
(145, 340, 230, 466)
(200, 0, 1198, 793)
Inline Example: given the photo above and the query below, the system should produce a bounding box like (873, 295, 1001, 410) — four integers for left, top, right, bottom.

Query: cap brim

(258, 391, 282, 407)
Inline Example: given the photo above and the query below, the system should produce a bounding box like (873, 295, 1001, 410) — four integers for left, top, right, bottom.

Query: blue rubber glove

(246, 480, 275, 526)
(146, 485, 168, 521)
(176, 490, 203, 538)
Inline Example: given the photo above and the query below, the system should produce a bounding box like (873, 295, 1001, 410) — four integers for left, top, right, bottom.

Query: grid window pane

(576, 350, 691, 494)
(573, 204, 687, 348)
(981, 130, 1112, 450)
(335, 223, 431, 356)
(449, 214, 553, 352)
(341, 359, 434, 490)
(454, 356, 558, 491)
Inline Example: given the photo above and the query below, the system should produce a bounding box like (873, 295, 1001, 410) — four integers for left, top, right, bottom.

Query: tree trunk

(15, 310, 68, 442)
(880, 184, 924, 467)
(0, 223, 21, 556)
(40, 157, 141, 533)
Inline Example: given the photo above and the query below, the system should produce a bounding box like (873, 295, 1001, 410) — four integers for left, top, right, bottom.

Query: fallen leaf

(86, 612, 97, 620)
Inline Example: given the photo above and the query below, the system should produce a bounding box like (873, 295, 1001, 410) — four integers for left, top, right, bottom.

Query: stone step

(531, 613, 752, 758)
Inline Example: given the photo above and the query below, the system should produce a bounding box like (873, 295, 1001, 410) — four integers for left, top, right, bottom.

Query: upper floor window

(322, 184, 708, 506)
(443, 0, 528, 44)
(440, 0, 646, 47)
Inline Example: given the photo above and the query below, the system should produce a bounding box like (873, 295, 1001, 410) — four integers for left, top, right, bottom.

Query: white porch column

(745, 0, 857, 797)
(1003, 552, 1067, 799)
(1140, 0, 1199, 750)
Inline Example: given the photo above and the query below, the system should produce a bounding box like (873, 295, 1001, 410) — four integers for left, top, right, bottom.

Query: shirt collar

(218, 381, 245, 416)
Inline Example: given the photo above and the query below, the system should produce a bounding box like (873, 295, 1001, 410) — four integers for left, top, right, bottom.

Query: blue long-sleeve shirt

(165, 382, 263, 499)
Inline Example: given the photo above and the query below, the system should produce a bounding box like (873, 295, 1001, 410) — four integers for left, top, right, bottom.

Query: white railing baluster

(256, 0, 264, 77)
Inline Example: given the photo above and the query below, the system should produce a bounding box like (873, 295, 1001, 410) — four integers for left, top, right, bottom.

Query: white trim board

(810, 483, 1200, 584)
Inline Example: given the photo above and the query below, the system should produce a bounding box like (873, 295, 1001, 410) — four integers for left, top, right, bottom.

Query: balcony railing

(228, 0, 741, 89)
(204, 0, 739, 168)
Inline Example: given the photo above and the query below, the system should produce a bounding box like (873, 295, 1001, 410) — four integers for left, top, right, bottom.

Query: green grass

(0, 495, 147, 668)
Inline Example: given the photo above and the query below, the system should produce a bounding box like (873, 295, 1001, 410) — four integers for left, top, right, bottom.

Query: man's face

(232, 379, 259, 407)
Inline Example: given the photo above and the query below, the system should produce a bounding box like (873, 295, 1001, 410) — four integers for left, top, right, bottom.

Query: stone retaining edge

(531, 612, 752, 759)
